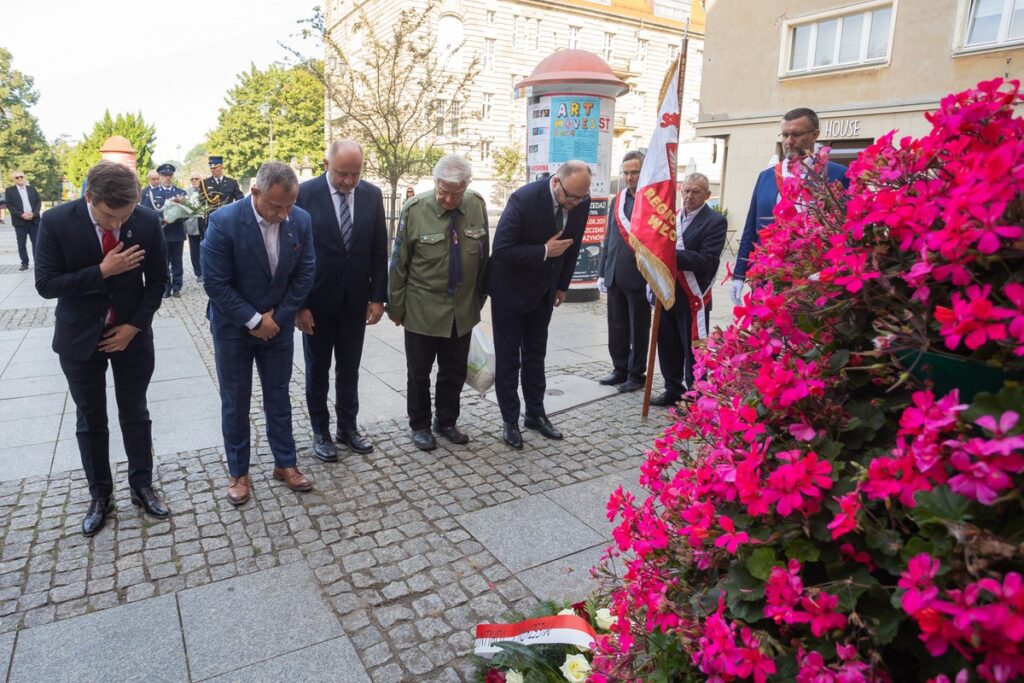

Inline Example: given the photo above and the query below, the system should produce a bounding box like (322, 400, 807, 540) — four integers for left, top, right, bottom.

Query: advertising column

(517, 50, 628, 293)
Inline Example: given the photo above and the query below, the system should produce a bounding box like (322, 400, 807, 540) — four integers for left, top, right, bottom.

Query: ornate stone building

(323, 0, 719, 203)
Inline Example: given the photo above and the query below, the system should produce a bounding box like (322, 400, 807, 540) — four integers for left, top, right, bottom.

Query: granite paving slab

(543, 469, 646, 536)
(177, 560, 344, 681)
(0, 442, 54, 481)
(204, 636, 371, 683)
(456, 494, 604, 573)
(517, 544, 608, 603)
(0, 632, 12, 682)
(7, 594, 187, 682)
(0, 391, 66, 421)
(481, 374, 618, 416)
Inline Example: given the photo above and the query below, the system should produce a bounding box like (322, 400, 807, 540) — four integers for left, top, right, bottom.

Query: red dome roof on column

(517, 50, 629, 95)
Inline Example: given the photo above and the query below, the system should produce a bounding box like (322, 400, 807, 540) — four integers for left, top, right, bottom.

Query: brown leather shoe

(226, 474, 251, 506)
(273, 466, 313, 492)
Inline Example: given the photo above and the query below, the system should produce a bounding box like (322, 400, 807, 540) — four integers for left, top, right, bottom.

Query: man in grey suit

(596, 151, 650, 393)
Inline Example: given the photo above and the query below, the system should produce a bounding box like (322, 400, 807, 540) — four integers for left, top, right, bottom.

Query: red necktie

(102, 230, 118, 324)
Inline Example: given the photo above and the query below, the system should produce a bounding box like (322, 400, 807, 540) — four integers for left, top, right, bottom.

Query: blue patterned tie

(338, 191, 353, 249)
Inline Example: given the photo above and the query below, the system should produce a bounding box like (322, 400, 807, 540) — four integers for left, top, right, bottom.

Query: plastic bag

(466, 326, 495, 394)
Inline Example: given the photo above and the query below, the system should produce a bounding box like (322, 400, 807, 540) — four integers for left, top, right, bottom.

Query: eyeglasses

(779, 129, 818, 140)
(556, 178, 590, 202)
(435, 182, 467, 199)
(13, 176, 24, 180)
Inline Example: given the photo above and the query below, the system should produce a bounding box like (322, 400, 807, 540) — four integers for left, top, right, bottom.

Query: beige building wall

(324, 0, 718, 205)
(696, 0, 1024, 240)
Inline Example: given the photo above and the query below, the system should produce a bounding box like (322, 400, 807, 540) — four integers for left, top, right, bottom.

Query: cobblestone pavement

(0, 228, 734, 681)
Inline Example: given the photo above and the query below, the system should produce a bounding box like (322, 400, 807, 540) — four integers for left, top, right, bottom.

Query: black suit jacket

(597, 191, 645, 291)
(486, 179, 589, 314)
(35, 199, 168, 361)
(4, 185, 42, 227)
(676, 204, 728, 303)
(296, 175, 388, 316)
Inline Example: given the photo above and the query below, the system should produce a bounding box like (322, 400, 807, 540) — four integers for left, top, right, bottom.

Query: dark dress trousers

(34, 199, 168, 498)
(296, 175, 387, 435)
(658, 204, 728, 397)
(201, 197, 315, 477)
(597, 189, 650, 382)
(485, 178, 588, 424)
(4, 184, 42, 266)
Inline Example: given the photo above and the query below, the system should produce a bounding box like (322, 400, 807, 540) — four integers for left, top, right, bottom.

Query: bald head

(326, 139, 364, 193)
(552, 160, 592, 210)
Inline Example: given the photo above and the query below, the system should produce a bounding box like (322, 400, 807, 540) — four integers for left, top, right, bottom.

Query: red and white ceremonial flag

(628, 61, 681, 310)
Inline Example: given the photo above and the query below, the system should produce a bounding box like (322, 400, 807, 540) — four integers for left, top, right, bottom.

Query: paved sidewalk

(0, 233, 735, 681)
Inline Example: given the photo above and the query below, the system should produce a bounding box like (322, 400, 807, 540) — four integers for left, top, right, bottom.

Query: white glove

(646, 284, 655, 307)
(597, 277, 607, 294)
(730, 278, 744, 306)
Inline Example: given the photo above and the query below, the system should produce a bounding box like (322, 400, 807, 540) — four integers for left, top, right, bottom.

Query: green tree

(293, 2, 481, 236)
(0, 47, 60, 200)
(183, 142, 209, 177)
(490, 145, 525, 206)
(205, 63, 324, 183)
(62, 111, 157, 188)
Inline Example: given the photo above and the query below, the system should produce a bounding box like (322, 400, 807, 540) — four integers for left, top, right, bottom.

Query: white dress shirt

(246, 197, 282, 329)
(331, 185, 355, 226)
(676, 203, 706, 250)
(16, 186, 31, 216)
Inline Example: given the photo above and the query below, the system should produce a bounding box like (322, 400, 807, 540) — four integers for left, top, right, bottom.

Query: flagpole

(641, 300, 662, 419)
(641, 25, 689, 420)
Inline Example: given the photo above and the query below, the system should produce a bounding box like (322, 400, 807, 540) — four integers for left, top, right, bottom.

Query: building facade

(696, 0, 1024, 238)
(324, 0, 717, 205)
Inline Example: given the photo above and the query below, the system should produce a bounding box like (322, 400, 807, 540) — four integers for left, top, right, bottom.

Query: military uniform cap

(157, 163, 176, 175)
(208, 156, 224, 167)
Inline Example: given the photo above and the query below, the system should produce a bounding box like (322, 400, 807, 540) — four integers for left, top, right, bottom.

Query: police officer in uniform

(387, 155, 489, 451)
(198, 155, 244, 243)
(140, 164, 187, 297)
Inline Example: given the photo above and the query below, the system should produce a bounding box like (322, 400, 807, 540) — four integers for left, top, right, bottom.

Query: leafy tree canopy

(0, 47, 60, 199)
(62, 111, 157, 188)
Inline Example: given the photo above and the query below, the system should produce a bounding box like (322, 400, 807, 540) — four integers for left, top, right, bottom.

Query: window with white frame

(449, 101, 461, 137)
(963, 0, 1024, 47)
(637, 38, 649, 65)
(486, 9, 495, 23)
(603, 33, 615, 62)
(433, 100, 445, 136)
(569, 26, 581, 49)
(514, 16, 526, 48)
(531, 19, 540, 50)
(668, 43, 679, 65)
(484, 38, 495, 71)
(482, 93, 493, 118)
(481, 140, 492, 160)
(786, 3, 893, 74)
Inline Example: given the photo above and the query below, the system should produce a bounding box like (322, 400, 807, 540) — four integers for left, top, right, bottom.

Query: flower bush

(592, 79, 1024, 682)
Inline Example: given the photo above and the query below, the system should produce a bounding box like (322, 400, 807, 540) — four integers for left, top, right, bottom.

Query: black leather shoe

(130, 487, 169, 519)
(82, 497, 112, 537)
(502, 422, 523, 450)
(411, 429, 437, 451)
(524, 415, 563, 440)
(433, 420, 469, 444)
(649, 391, 681, 407)
(336, 429, 374, 454)
(598, 372, 627, 386)
(172, 290, 181, 298)
(18, 264, 28, 271)
(311, 433, 339, 462)
(617, 379, 645, 393)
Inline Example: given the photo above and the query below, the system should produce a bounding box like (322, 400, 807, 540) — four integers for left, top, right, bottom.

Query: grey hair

(252, 161, 298, 192)
(556, 160, 592, 181)
(433, 155, 473, 186)
(682, 172, 710, 190)
(622, 150, 645, 165)
(327, 139, 363, 158)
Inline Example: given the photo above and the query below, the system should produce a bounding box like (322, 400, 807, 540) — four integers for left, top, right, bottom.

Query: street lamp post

(259, 103, 288, 160)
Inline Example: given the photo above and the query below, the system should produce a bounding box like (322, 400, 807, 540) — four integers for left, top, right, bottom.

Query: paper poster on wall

(550, 96, 601, 163)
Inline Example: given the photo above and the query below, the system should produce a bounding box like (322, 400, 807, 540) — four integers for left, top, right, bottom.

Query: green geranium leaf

(746, 547, 780, 580)
(784, 538, 821, 563)
(963, 385, 1024, 424)
(723, 565, 765, 602)
(829, 348, 851, 371)
(913, 486, 971, 527)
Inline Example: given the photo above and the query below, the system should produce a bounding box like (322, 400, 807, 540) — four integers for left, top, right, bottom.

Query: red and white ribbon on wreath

(474, 615, 597, 658)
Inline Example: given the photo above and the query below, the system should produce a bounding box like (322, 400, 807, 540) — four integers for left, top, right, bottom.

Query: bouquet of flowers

(591, 79, 1024, 682)
(162, 192, 209, 223)
(476, 600, 618, 683)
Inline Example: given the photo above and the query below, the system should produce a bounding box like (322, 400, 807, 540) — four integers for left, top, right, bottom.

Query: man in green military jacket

(387, 155, 489, 451)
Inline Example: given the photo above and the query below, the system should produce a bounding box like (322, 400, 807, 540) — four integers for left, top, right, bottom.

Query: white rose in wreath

(505, 671, 525, 683)
(559, 653, 591, 683)
(594, 607, 615, 631)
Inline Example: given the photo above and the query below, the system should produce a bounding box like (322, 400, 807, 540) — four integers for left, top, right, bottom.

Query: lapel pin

(126, 230, 132, 240)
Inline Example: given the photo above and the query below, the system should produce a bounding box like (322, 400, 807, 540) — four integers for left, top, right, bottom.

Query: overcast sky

(6, 0, 320, 163)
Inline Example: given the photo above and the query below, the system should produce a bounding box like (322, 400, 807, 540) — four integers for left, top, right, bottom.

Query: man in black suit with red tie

(485, 160, 592, 449)
(35, 161, 169, 536)
(651, 172, 728, 407)
(296, 140, 388, 460)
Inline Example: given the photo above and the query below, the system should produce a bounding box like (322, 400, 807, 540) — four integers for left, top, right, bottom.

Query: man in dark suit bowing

(295, 140, 387, 460)
(596, 151, 650, 394)
(35, 161, 170, 536)
(486, 160, 591, 449)
(651, 173, 728, 407)
(202, 161, 316, 506)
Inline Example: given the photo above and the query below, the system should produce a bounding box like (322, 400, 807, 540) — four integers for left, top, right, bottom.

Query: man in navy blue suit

(35, 160, 169, 536)
(296, 140, 387, 460)
(486, 160, 591, 449)
(731, 107, 851, 305)
(202, 162, 316, 506)
(140, 163, 187, 298)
